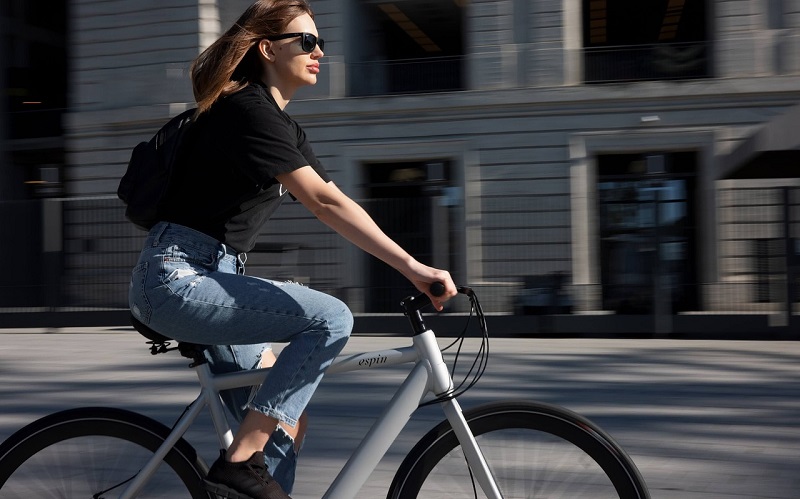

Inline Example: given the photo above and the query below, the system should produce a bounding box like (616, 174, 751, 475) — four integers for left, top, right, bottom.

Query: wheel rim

(1, 433, 198, 498)
(414, 426, 623, 498)
(391, 402, 646, 499)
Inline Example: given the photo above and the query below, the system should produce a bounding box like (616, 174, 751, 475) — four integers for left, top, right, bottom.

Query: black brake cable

(420, 287, 489, 407)
(433, 288, 487, 499)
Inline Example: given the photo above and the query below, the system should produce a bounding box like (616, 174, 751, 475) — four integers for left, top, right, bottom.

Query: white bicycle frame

(119, 328, 503, 499)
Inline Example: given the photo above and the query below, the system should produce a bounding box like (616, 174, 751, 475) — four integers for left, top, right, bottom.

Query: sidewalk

(0, 328, 798, 498)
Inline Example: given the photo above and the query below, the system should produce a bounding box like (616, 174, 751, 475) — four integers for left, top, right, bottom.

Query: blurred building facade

(1, 0, 799, 335)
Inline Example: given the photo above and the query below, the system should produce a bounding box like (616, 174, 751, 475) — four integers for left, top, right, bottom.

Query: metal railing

(584, 41, 712, 83)
(0, 188, 797, 335)
(345, 41, 713, 96)
(715, 186, 800, 316)
(348, 55, 464, 97)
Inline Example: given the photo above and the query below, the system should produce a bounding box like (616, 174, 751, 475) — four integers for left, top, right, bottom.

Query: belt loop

(237, 253, 247, 275)
(221, 243, 246, 275)
(151, 222, 169, 247)
(219, 243, 231, 267)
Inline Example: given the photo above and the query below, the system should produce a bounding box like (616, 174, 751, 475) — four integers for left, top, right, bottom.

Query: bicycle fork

(441, 398, 503, 499)
(417, 329, 503, 499)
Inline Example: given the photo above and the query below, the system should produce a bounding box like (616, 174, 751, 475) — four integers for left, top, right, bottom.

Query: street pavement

(0, 327, 797, 498)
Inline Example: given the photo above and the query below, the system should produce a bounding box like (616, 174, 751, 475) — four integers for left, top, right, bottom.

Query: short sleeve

(213, 83, 328, 185)
(225, 100, 312, 186)
(295, 121, 331, 183)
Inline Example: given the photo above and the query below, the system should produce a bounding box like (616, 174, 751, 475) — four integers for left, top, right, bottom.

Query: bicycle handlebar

(398, 283, 488, 405)
(400, 283, 474, 335)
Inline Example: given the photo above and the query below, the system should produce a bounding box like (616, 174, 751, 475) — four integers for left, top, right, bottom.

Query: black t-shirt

(160, 81, 331, 253)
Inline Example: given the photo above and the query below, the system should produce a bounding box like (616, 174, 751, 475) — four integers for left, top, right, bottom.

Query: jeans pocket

(129, 262, 152, 323)
(160, 243, 213, 291)
(163, 242, 215, 266)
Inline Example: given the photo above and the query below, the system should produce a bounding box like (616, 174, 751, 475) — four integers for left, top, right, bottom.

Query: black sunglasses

(266, 32, 324, 53)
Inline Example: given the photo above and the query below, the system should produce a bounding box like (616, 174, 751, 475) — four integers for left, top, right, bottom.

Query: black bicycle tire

(0, 406, 212, 498)
(388, 400, 650, 499)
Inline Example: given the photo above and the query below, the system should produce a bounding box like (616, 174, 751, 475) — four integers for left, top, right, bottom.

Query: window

(349, 0, 465, 96)
(582, 0, 711, 83)
(3, 0, 67, 199)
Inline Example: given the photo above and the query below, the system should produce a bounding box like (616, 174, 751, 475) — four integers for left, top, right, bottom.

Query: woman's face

(264, 13, 323, 91)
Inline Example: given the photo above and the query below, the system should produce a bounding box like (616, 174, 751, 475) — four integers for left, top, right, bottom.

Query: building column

(0, 7, 10, 200)
(466, 0, 518, 90)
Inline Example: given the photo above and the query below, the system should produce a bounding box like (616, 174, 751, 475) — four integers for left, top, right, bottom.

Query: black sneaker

(204, 449, 292, 499)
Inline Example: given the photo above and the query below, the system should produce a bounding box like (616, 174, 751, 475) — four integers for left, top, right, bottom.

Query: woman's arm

(276, 166, 456, 309)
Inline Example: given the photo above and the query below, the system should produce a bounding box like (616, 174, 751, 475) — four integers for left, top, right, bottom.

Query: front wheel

(388, 401, 649, 498)
(0, 407, 211, 498)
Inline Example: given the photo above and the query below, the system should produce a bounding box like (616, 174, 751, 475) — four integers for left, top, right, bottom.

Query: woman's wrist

(392, 254, 418, 277)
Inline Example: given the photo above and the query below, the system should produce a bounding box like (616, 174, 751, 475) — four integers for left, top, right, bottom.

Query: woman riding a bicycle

(127, 1, 456, 498)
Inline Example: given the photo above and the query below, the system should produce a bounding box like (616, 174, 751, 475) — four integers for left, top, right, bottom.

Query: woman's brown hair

(190, 0, 314, 114)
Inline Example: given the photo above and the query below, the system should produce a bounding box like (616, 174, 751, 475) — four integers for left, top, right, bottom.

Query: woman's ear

(258, 39, 275, 62)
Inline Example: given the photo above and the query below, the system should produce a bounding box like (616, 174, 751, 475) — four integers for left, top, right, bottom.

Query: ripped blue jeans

(204, 344, 302, 492)
(128, 222, 353, 492)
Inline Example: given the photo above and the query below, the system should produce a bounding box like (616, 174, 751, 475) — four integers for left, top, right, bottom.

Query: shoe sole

(204, 479, 256, 499)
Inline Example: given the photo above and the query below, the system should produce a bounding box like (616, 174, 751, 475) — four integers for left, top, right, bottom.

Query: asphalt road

(0, 327, 798, 498)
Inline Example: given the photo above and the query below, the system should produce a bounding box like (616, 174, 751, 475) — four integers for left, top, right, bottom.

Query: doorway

(362, 160, 452, 312)
(597, 151, 699, 314)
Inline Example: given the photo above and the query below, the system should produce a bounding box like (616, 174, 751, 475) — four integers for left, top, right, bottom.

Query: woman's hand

(402, 261, 457, 311)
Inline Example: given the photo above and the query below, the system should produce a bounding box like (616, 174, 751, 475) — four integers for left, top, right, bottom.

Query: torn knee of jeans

(271, 424, 301, 454)
(273, 424, 294, 442)
(251, 406, 298, 428)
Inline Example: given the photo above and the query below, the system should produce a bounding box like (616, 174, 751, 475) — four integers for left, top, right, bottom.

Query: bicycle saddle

(130, 314, 174, 344)
(129, 314, 207, 363)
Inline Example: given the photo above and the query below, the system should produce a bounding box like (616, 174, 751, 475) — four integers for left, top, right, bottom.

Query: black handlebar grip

(430, 282, 445, 297)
